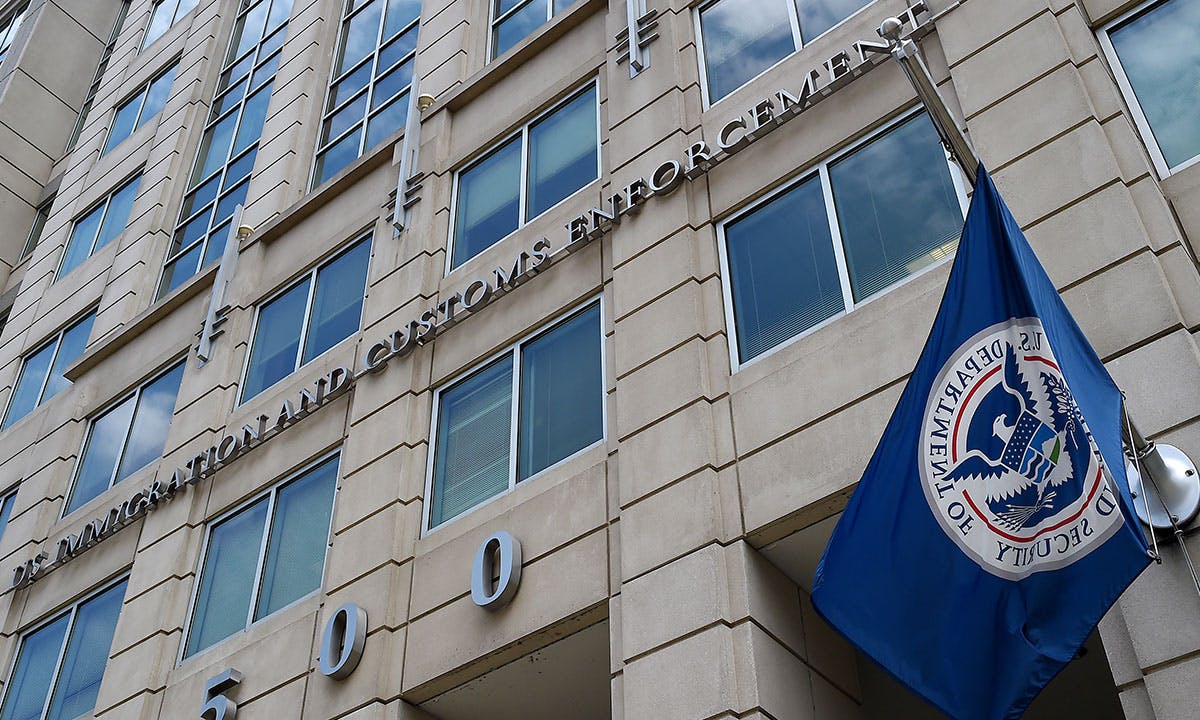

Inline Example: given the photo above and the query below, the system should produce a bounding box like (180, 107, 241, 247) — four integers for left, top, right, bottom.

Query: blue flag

(811, 167, 1150, 720)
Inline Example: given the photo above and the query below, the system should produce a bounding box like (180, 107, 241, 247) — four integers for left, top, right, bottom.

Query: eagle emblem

(943, 344, 1093, 531)
(918, 319, 1122, 579)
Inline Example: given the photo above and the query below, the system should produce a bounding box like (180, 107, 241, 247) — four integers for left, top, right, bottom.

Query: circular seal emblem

(919, 319, 1124, 580)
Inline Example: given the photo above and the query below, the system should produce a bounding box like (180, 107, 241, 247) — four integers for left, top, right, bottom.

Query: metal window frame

(487, 0, 554, 61)
(716, 106, 969, 372)
(158, 0, 292, 297)
(101, 60, 179, 156)
(178, 449, 341, 665)
(1097, 0, 1200, 178)
(0, 2, 28, 62)
(142, 0, 199, 51)
(55, 169, 144, 280)
(0, 574, 130, 720)
(0, 308, 96, 430)
(445, 79, 602, 274)
(65, 0, 130, 156)
(61, 357, 187, 519)
(422, 295, 608, 534)
(693, 0, 875, 109)
(311, 0, 421, 190)
(21, 194, 54, 260)
(237, 234, 372, 406)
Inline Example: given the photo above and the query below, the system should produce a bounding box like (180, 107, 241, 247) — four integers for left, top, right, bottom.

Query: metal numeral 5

(200, 668, 242, 720)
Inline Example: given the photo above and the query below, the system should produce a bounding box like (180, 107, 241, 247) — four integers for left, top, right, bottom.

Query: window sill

(64, 262, 218, 382)
(433, 0, 605, 116)
(247, 129, 402, 249)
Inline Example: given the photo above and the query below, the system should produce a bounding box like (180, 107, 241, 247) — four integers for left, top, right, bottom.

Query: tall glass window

(313, 0, 420, 187)
(0, 490, 16, 542)
(722, 112, 963, 365)
(0, 579, 127, 720)
(490, 0, 577, 59)
(58, 174, 142, 280)
(429, 301, 603, 528)
(143, 0, 199, 49)
(104, 63, 178, 154)
(22, 195, 54, 260)
(1102, 0, 1200, 174)
(0, 4, 27, 65)
(451, 83, 597, 269)
(241, 237, 370, 402)
(66, 361, 185, 515)
(65, 1, 130, 156)
(184, 454, 338, 658)
(3, 312, 95, 431)
(697, 0, 870, 103)
(158, 0, 294, 298)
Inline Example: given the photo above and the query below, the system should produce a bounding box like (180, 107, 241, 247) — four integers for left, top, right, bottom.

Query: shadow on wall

(857, 631, 1124, 720)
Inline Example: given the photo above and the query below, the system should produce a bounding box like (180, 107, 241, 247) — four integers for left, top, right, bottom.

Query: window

(0, 579, 127, 720)
(103, 63, 178, 154)
(428, 301, 603, 529)
(697, 0, 870, 103)
(0, 4, 27, 65)
(58, 174, 142, 280)
(720, 112, 964, 366)
(184, 454, 338, 658)
(0, 490, 16, 542)
(1100, 0, 1200, 175)
(241, 238, 370, 402)
(313, 0, 419, 187)
(450, 84, 598, 269)
(143, 0, 199, 49)
(65, 361, 185, 515)
(158, 0, 294, 298)
(22, 195, 53, 260)
(2, 312, 96, 431)
(65, 1, 130, 155)
(490, 0, 576, 59)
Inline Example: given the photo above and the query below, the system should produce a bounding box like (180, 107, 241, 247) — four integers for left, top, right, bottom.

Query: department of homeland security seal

(919, 319, 1124, 580)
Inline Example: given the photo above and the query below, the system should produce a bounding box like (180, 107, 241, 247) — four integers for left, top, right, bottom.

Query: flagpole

(875, 16, 1200, 573)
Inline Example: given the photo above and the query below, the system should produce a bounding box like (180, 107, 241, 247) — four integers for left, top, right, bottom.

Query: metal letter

(319, 603, 368, 679)
(201, 669, 243, 720)
(471, 531, 522, 609)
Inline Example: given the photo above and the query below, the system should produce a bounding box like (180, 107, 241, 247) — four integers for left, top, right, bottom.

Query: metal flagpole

(874, 16, 1200, 590)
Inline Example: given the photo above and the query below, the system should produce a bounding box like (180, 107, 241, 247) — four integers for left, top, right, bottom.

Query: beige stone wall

(0, 0, 1193, 718)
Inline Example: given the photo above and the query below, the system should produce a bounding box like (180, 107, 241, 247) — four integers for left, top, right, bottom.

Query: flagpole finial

(878, 17, 905, 42)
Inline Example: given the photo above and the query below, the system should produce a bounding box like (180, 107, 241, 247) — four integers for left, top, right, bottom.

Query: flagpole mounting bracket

(1127, 443, 1200, 532)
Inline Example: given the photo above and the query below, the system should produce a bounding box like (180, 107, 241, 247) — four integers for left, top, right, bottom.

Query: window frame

(237, 236, 371, 405)
(445, 79, 601, 273)
(422, 297, 607, 534)
(56, 170, 143, 280)
(157, 0, 292, 299)
(487, 0, 556, 61)
(0, 574, 129, 720)
(21, 194, 54, 261)
(62, 357, 186, 518)
(0, 488, 17, 542)
(715, 107, 969, 372)
(692, 0, 874, 108)
(142, 0, 199, 50)
(310, 0, 420, 189)
(179, 450, 340, 664)
(101, 60, 178, 155)
(1097, 0, 1200, 177)
(1, 308, 96, 430)
(0, 3, 28, 66)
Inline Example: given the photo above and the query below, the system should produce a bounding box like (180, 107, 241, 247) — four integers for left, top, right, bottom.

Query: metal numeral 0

(471, 531, 522, 609)
(200, 669, 242, 720)
(319, 603, 367, 679)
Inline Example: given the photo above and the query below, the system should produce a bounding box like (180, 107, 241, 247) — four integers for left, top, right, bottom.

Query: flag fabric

(810, 166, 1151, 720)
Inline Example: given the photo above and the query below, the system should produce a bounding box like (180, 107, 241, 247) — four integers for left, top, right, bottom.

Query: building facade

(0, 0, 1196, 717)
